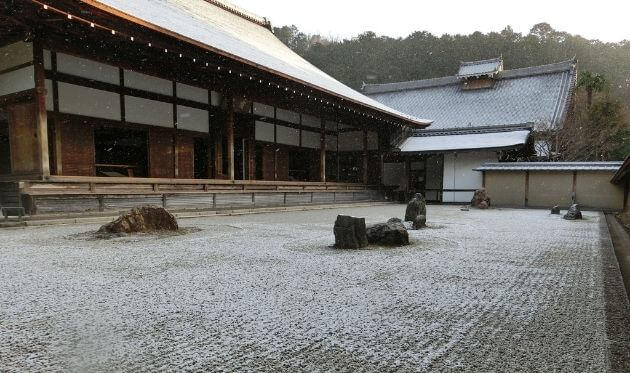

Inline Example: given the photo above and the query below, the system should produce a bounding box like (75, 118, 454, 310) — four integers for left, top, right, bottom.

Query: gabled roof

(611, 156, 630, 184)
(399, 130, 530, 153)
(363, 59, 577, 130)
(457, 57, 503, 79)
(80, 0, 431, 127)
(475, 162, 623, 172)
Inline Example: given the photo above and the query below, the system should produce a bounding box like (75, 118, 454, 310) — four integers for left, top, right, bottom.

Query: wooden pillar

(320, 118, 326, 182)
(226, 95, 235, 181)
(362, 128, 369, 184)
(248, 132, 255, 180)
(33, 37, 50, 178)
(572, 171, 578, 204)
(214, 135, 222, 178)
(173, 82, 179, 178)
(624, 181, 629, 212)
(524, 171, 530, 207)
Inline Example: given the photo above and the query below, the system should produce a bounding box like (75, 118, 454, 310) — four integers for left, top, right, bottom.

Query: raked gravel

(0, 205, 628, 372)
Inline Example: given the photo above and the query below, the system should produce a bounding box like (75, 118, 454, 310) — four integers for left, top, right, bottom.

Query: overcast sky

(229, 0, 629, 43)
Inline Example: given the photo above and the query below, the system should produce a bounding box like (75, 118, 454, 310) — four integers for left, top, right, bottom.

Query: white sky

(228, 0, 630, 43)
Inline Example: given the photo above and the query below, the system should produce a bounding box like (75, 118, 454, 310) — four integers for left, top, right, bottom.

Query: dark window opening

(338, 152, 362, 183)
(194, 137, 210, 179)
(288, 148, 312, 181)
(94, 126, 148, 177)
(221, 136, 228, 176)
(234, 137, 245, 180)
(255, 143, 263, 180)
(0, 110, 10, 175)
(326, 152, 338, 182)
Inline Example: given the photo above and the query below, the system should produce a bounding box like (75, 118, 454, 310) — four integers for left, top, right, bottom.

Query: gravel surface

(0, 205, 628, 372)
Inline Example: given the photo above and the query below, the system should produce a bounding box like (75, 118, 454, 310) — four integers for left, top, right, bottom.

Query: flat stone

(413, 214, 427, 229)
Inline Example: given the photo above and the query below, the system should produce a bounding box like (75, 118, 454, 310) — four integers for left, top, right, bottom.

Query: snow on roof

(457, 57, 503, 78)
(611, 156, 630, 184)
(84, 0, 431, 126)
(475, 162, 623, 172)
(364, 60, 576, 130)
(399, 129, 530, 153)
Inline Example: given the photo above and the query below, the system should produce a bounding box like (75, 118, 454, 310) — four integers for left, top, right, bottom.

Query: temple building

(364, 57, 577, 203)
(0, 0, 430, 214)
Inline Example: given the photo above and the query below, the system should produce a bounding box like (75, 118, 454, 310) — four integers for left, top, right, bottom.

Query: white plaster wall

(301, 130, 320, 149)
(0, 42, 32, 71)
(176, 82, 208, 104)
(255, 120, 274, 142)
(276, 125, 299, 146)
(57, 53, 120, 85)
(0, 66, 35, 97)
(302, 114, 320, 128)
(58, 82, 121, 121)
(442, 151, 498, 203)
(124, 95, 172, 127)
(124, 70, 172, 96)
(177, 105, 209, 133)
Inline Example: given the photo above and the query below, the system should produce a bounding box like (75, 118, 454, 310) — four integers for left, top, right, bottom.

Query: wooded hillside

(275, 23, 629, 109)
(275, 23, 629, 160)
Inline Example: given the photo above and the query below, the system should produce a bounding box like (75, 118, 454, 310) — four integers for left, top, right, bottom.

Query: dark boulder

(366, 218, 410, 246)
(98, 206, 178, 234)
(405, 193, 427, 226)
(563, 204, 583, 220)
(551, 206, 561, 215)
(471, 189, 491, 209)
(334, 215, 368, 249)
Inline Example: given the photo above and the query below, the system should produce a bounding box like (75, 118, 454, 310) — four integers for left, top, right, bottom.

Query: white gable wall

(442, 151, 497, 203)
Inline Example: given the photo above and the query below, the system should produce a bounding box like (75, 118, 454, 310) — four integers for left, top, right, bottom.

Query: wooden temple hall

(0, 0, 430, 215)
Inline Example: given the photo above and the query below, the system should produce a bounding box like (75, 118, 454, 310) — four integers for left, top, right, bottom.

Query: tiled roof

(399, 129, 530, 153)
(474, 162, 623, 172)
(83, 0, 431, 126)
(611, 156, 630, 184)
(457, 57, 503, 78)
(363, 60, 576, 130)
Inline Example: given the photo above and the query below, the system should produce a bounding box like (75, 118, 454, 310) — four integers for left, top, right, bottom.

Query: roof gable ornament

(457, 57, 504, 80)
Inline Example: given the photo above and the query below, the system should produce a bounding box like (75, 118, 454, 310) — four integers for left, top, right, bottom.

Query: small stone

(413, 215, 426, 229)
(563, 204, 583, 220)
(98, 206, 178, 234)
(366, 219, 409, 246)
(551, 206, 561, 215)
(460, 206, 470, 212)
(471, 189, 491, 209)
(334, 215, 368, 249)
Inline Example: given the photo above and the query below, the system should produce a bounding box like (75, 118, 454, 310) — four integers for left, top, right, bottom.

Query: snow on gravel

(0, 205, 628, 372)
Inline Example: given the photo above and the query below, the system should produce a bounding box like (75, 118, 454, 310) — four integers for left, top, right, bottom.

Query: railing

(13, 176, 387, 215)
(19, 176, 378, 196)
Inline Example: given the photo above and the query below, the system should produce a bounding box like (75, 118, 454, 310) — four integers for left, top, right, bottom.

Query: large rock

(563, 204, 583, 220)
(366, 218, 410, 246)
(98, 206, 179, 234)
(334, 215, 368, 249)
(471, 188, 491, 209)
(405, 193, 427, 223)
(551, 205, 561, 215)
